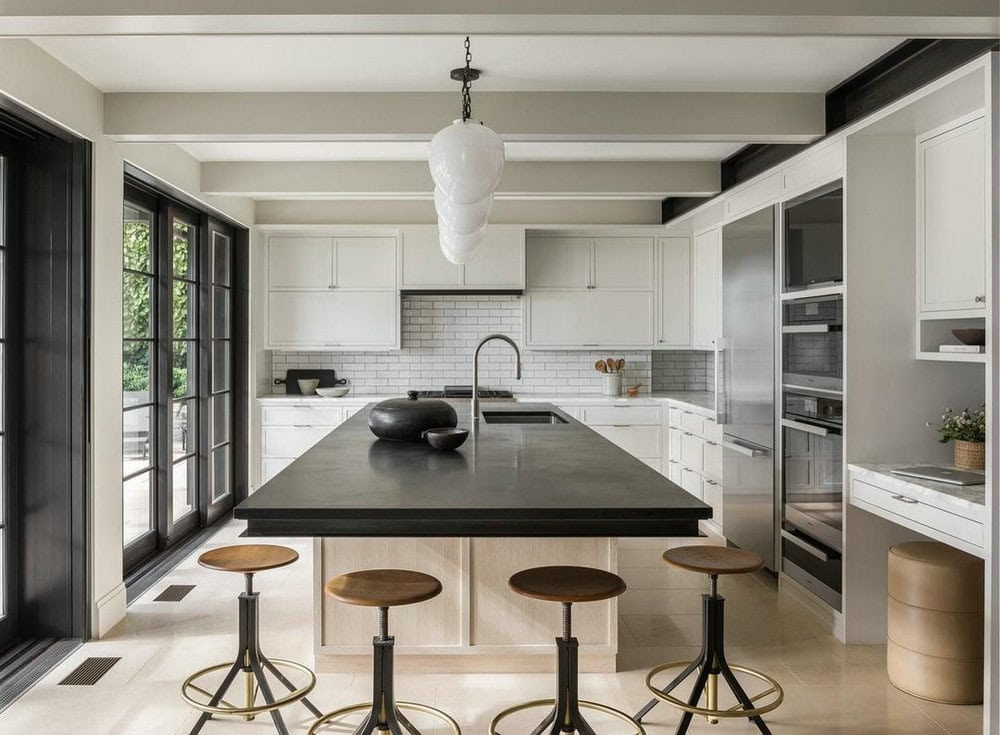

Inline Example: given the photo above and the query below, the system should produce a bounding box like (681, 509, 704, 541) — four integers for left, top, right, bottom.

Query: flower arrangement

(928, 405, 986, 444)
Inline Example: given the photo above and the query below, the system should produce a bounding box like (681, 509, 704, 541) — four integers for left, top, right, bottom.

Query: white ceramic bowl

(317, 386, 350, 398)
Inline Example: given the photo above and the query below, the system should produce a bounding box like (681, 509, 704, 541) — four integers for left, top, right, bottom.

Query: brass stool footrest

(308, 700, 461, 734)
(490, 698, 646, 735)
(645, 660, 784, 719)
(182, 658, 317, 717)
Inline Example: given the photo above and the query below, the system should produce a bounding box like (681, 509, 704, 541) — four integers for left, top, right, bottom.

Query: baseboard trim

(92, 582, 127, 638)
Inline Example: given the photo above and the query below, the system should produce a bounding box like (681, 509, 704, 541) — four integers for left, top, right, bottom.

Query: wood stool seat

(198, 544, 299, 574)
(663, 545, 764, 576)
(509, 565, 627, 603)
(325, 569, 442, 608)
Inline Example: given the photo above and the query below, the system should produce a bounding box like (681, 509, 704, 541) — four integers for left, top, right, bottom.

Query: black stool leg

(353, 607, 406, 735)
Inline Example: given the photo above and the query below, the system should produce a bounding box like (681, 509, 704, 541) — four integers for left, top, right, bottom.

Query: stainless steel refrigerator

(720, 206, 776, 569)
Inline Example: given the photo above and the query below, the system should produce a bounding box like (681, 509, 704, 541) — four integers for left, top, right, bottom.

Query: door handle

(780, 418, 830, 437)
(722, 438, 769, 458)
(891, 494, 919, 504)
(781, 529, 832, 562)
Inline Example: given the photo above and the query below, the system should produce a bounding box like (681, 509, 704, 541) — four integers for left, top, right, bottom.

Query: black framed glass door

(0, 153, 10, 650)
(123, 183, 238, 575)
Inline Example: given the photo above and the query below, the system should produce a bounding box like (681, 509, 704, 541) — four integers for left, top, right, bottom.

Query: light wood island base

(314, 537, 619, 673)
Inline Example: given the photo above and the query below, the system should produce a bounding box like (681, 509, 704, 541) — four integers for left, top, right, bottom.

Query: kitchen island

(236, 402, 710, 672)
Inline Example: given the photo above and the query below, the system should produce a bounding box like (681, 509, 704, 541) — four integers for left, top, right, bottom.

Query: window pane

(122, 273, 153, 338)
(173, 280, 195, 338)
(172, 398, 195, 460)
(123, 205, 153, 272)
(171, 340, 196, 399)
(212, 393, 230, 446)
(123, 471, 153, 546)
(212, 445, 230, 502)
(172, 219, 194, 279)
(212, 340, 230, 393)
(123, 405, 152, 471)
(213, 232, 230, 286)
(213, 287, 230, 339)
(123, 341, 152, 406)
(172, 456, 196, 521)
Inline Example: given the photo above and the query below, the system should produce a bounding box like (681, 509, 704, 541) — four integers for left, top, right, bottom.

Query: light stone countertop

(849, 463, 986, 514)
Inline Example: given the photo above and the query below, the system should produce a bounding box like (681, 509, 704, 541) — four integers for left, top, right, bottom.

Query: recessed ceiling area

(177, 140, 745, 162)
(34, 35, 898, 93)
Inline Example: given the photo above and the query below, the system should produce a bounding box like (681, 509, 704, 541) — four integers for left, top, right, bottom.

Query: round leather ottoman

(887, 541, 984, 704)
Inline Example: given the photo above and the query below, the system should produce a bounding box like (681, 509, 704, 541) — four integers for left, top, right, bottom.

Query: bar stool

(635, 546, 783, 734)
(308, 569, 461, 735)
(490, 565, 644, 735)
(182, 544, 323, 735)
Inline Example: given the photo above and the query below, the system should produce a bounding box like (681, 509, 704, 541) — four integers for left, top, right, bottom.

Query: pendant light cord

(461, 36, 473, 122)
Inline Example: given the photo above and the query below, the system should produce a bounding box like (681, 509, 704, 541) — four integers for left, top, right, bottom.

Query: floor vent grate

(154, 584, 196, 602)
(58, 657, 120, 686)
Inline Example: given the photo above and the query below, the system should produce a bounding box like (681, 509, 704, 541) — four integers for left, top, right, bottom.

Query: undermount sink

(481, 410, 568, 425)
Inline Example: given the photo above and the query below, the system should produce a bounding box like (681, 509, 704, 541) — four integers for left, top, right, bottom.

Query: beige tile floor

(0, 522, 983, 734)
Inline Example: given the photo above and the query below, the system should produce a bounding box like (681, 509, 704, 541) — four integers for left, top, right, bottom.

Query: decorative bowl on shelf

(952, 328, 986, 346)
(317, 386, 351, 398)
(422, 427, 469, 450)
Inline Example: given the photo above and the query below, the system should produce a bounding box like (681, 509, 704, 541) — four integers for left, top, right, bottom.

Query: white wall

(0, 39, 252, 636)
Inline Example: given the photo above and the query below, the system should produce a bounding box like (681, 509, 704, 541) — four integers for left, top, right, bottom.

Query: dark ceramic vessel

(423, 427, 469, 450)
(368, 390, 458, 441)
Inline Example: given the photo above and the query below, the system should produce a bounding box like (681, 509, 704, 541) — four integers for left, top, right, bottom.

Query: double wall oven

(779, 182, 845, 611)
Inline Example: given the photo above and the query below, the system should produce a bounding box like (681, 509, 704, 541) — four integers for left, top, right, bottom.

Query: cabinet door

(680, 432, 704, 474)
(526, 291, 653, 347)
(464, 229, 524, 288)
(335, 237, 396, 289)
(267, 292, 339, 346)
(400, 228, 463, 288)
(525, 237, 592, 289)
(593, 237, 654, 290)
(657, 237, 691, 347)
(668, 427, 682, 462)
(918, 117, 987, 313)
(692, 228, 721, 348)
(326, 292, 399, 348)
(268, 236, 333, 290)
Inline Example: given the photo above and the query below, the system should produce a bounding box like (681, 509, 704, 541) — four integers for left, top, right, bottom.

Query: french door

(0, 154, 10, 648)
(122, 183, 236, 573)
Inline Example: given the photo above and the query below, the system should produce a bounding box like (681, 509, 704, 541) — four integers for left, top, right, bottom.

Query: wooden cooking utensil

(616, 358, 625, 372)
(595, 360, 608, 373)
(607, 357, 617, 373)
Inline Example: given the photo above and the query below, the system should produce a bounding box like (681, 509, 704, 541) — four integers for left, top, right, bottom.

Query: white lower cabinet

(662, 399, 724, 534)
(259, 400, 367, 486)
(562, 402, 662, 468)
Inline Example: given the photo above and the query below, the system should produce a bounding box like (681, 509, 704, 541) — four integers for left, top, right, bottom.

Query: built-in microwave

(782, 294, 843, 393)
(783, 182, 843, 292)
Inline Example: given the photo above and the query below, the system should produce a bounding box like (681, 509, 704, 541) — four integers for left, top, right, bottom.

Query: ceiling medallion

(428, 36, 505, 264)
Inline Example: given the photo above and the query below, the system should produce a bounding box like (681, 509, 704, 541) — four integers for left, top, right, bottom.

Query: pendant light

(429, 37, 505, 264)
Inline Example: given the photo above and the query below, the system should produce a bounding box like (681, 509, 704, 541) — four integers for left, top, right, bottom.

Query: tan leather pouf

(887, 541, 984, 704)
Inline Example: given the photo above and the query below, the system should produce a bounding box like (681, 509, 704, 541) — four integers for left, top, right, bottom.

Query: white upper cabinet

(399, 227, 524, 290)
(268, 237, 333, 290)
(267, 292, 398, 349)
(526, 236, 592, 289)
(917, 116, 987, 314)
(692, 228, 721, 349)
(335, 237, 397, 289)
(593, 237, 654, 290)
(657, 237, 692, 348)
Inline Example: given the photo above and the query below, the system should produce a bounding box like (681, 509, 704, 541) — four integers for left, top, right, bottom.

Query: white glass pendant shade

(429, 120, 505, 205)
(433, 187, 492, 234)
(439, 223, 486, 265)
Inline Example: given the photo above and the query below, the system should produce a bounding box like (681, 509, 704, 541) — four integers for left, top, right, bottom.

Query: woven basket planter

(954, 440, 985, 471)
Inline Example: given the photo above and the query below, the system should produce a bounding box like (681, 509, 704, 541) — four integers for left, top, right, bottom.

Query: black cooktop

(415, 385, 514, 399)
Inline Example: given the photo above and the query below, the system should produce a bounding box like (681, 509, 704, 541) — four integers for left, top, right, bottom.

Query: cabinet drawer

(261, 457, 294, 484)
(703, 416, 723, 442)
(667, 407, 683, 428)
(261, 405, 345, 426)
(666, 460, 683, 485)
(703, 439, 723, 480)
(554, 404, 583, 421)
(262, 425, 334, 458)
(679, 411, 704, 435)
(668, 428, 682, 462)
(680, 432, 704, 473)
(851, 478, 983, 549)
(582, 405, 660, 426)
(681, 467, 703, 499)
(591, 425, 661, 458)
(703, 477, 723, 518)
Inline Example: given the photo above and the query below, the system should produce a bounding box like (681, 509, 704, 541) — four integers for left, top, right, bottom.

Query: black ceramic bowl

(952, 328, 986, 346)
(422, 427, 469, 450)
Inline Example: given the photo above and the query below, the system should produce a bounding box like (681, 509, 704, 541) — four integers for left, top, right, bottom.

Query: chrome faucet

(472, 333, 522, 421)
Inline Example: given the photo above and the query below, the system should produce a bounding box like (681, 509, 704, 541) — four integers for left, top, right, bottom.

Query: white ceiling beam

(1, 2, 996, 37)
(200, 160, 720, 200)
(105, 91, 824, 143)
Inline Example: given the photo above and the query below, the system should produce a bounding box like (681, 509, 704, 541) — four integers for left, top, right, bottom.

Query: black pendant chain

(450, 36, 481, 123)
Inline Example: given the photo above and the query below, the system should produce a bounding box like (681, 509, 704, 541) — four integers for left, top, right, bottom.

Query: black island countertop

(237, 402, 711, 537)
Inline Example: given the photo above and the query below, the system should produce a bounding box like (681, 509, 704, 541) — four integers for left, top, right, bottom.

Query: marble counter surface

(849, 463, 985, 514)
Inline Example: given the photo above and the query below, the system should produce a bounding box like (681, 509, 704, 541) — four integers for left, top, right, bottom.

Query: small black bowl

(422, 427, 469, 450)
